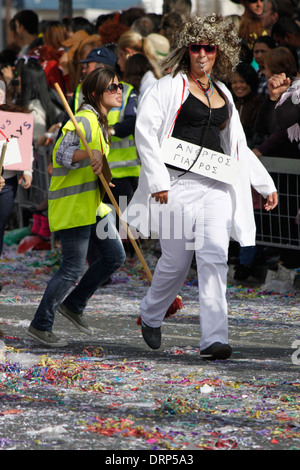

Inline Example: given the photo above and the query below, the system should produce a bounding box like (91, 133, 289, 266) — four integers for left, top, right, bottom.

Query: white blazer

(122, 72, 277, 247)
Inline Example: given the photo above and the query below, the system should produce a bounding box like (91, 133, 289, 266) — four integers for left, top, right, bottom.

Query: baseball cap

(79, 47, 117, 66)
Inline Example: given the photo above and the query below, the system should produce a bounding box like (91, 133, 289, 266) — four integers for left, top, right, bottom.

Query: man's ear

(273, 12, 279, 24)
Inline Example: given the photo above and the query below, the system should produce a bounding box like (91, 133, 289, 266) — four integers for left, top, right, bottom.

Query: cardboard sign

(0, 111, 34, 171)
(0, 138, 22, 166)
(161, 136, 240, 185)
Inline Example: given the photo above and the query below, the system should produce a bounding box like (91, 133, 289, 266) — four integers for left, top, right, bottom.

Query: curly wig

(161, 13, 241, 82)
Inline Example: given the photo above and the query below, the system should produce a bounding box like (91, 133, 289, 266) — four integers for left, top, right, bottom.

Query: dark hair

(95, 13, 116, 30)
(0, 48, 18, 67)
(234, 62, 259, 92)
(124, 53, 154, 92)
(13, 10, 39, 35)
(70, 16, 95, 35)
(80, 67, 117, 138)
(0, 103, 30, 114)
(272, 16, 300, 38)
(17, 59, 58, 127)
(269, 0, 295, 17)
(131, 16, 155, 36)
(119, 7, 146, 27)
(253, 35, 277, 49)
(162, 0, 192, 16)
(159, 11, 183, 45)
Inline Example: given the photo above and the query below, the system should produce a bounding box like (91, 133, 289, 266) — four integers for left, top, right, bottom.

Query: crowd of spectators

(0, 0, 300, 288)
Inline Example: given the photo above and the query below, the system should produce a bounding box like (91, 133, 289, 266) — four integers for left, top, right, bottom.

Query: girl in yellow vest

(28, 68, 126, 347)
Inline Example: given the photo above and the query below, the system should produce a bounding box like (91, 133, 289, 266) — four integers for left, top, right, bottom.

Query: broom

(0, 141, 7, 174)
(54, 83, 183, 323)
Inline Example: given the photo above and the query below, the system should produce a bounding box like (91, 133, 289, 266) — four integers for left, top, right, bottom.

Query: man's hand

(268, 73, 291, 101)
(18, 174, 32, 189)
(1, 65, 14, 84)
(151, 190, 169, 204)
(264, 191, 278, 211)
(0, 176, 5, 191)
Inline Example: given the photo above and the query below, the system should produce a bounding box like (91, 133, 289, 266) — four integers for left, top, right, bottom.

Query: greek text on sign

(161, 136, 240, 185)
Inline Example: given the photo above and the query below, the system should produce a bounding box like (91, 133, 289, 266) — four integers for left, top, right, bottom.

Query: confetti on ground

(1, 242, 300, 450)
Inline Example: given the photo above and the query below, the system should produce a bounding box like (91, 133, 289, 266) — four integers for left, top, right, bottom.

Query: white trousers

(141, 171, 233, 350)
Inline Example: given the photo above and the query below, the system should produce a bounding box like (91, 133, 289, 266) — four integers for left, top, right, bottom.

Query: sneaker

(200, 342, 232, 360)
(141, 321, 161, 350)
(58, 303, 93, 336)
(27, 325, 68, 347)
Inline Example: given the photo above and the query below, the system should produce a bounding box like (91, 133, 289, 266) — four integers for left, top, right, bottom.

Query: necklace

(190, 72, 213, 97)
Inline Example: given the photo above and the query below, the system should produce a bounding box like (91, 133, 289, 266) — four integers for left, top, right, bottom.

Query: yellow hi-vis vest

(107, 82, 140, 179)
(74, 83, 83, 113)
(48, 108, 110, 232)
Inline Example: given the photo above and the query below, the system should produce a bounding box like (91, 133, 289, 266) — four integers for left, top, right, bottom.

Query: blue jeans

(0, 176, 18, 256)
(239, 245, 264, 266)
(30, 212, 126, 331)
(239, 246, 257, 266)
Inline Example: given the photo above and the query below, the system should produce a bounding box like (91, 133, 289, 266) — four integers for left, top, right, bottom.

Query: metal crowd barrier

(13, 154, 300, 252)
(14, 149, 50, 227)
(255, 156, 300, 250)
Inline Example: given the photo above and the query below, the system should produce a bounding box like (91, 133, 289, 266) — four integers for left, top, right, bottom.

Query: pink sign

(0, 110, 34, 171)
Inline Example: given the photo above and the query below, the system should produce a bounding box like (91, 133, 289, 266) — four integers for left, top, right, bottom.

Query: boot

(39, 215, 51, 238)
(31, 214, 42, 235)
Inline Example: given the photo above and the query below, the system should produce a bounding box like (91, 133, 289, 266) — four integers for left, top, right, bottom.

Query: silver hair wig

(161, 13, 241, 81)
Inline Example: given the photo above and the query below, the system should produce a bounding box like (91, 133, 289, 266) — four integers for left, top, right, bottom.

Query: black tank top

(172, 92, 229, 154)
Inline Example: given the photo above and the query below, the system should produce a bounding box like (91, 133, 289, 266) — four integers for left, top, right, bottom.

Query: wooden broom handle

(0, 142, 7, 174)
(54, 83, 153, 282)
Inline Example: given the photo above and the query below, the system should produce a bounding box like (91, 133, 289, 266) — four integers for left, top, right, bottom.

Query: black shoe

(234, 264, 251, 281)
(141, 321, 161, 350)
(200, 342, 232, 360)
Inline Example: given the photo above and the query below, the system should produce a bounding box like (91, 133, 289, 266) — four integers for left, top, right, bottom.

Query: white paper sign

(0, 138, 22, 166)
(0, 111, 34, 171)
(161, 136, 240, 185)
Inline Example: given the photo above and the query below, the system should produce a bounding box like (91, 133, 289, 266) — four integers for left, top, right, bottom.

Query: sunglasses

(105, 83, 123, 94)
(189, 44, 217, 55)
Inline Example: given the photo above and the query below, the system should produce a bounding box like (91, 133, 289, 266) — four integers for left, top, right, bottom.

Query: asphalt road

(0, 247, 300, 453)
